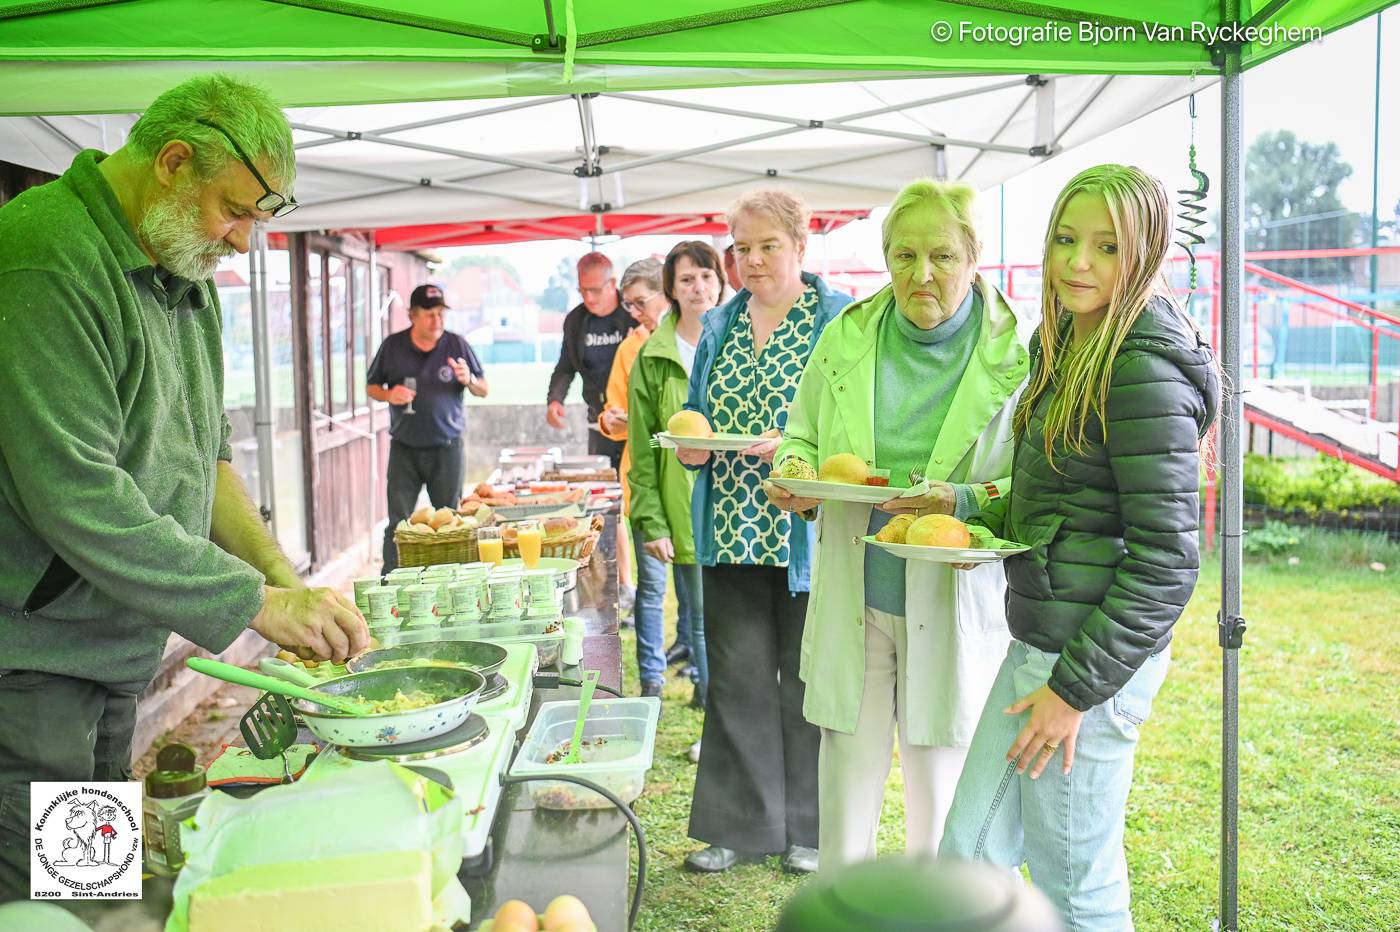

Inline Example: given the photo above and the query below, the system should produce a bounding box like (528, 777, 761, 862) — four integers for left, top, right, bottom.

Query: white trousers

(817, 606, 969, 873)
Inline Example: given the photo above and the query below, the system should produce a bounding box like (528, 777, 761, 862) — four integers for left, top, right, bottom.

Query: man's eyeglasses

(195, 119, 298, 218)
(621, 292, 662, 313)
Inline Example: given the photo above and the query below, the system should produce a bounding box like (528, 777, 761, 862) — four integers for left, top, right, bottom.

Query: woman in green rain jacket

(770, 180, 1036, 872)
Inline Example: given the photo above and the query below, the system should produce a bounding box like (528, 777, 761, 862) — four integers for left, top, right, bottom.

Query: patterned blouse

(705, 285, 819, 566)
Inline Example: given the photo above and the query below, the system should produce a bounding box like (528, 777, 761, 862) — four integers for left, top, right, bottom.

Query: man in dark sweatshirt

(0, 74, 368, 902)
(545, 251, 637, 469)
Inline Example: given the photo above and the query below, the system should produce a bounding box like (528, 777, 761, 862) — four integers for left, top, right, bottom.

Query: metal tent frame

(282, 76, 1075, 234)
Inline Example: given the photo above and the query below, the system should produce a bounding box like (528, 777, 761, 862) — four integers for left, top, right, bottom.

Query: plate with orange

(862, 515, 1028, 564)
(654, 409, 765, 451)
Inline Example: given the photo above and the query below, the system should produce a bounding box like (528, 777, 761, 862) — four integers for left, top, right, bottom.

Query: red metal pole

(1251, 300, 1259, 379)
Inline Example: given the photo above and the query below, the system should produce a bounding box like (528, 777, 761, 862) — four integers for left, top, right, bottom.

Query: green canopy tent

(0, 0, 1389, 110)
(2, 3, 1394, 929)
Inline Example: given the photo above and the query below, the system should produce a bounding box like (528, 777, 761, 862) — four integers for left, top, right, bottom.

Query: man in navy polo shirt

(367, 284, 488, 571)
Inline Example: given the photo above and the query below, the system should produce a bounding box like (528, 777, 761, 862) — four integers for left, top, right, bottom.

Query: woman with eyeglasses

(598, 258, 679, 699)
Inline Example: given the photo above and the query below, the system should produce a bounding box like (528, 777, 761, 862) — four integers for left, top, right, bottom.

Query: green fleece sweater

(0, 150, 265, 693)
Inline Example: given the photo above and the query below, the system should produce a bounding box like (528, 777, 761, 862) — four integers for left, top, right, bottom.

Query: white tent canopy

(0, 72, 1211, 237)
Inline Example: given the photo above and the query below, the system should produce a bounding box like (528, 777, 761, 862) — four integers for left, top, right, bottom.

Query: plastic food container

(470, 618, 565, 668)
(509, 698, 661, 810)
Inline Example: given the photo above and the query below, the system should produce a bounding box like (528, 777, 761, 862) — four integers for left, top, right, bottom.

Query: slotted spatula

(239, 691, 298, 783)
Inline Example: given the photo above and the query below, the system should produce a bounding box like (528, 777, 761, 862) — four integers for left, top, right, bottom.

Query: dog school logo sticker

(30, 782, 142, 899)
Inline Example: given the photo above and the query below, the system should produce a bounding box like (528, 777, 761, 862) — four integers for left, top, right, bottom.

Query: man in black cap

(367, 283, 488, 571)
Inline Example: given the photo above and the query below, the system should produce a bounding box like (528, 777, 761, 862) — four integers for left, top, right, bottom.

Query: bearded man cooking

(0, 73, 368, 902)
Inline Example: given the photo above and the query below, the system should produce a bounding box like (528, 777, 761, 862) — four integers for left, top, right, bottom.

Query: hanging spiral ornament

(1175, 90, 1210, 301)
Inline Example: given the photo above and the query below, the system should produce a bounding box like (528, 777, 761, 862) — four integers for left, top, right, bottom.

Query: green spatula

(562, 669, 601, 765)
(187, 657, 373, 715)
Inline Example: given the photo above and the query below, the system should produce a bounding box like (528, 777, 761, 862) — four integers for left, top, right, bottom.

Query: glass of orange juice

(477, 526, 504, 566)
(516, 519, 543, 569)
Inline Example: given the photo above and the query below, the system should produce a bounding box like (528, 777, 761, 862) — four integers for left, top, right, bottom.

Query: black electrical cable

(559, 677, 623, 698)
(533, 671, 623, 698)
(500, 772, 646, 931)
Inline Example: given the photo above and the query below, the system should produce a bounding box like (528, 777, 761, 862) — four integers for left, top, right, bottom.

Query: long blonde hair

(1015, 164, 1178, 462)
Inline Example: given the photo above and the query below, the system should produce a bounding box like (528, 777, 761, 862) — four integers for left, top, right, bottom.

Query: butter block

(188, 849, 433, 932)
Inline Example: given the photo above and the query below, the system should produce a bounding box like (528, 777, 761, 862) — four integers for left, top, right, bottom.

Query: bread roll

(543, 517, 579, 539)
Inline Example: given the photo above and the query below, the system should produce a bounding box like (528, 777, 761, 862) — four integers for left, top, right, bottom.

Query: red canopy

(365, 211, 869, 250)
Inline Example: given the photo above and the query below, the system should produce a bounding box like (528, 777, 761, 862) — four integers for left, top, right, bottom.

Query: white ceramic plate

(860, 535, 1030, 564)
(654, 431, 767, 451)
(770, 477, 928, 505)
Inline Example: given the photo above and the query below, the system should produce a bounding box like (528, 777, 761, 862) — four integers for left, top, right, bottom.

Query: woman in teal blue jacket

(673, 189, 852, 875)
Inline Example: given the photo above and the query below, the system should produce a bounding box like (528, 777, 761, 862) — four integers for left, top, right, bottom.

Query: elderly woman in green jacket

(768, 179, 1035, 872)
(626, 241, 724, 716)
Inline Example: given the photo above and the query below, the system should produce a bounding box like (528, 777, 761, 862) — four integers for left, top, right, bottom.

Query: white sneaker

(688, 739, 701, 763)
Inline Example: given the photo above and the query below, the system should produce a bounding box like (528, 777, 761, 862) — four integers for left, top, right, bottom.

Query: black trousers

(0, 671, 137, 903)
(688, 563, 819, 853)
(382, 437, 464, 571)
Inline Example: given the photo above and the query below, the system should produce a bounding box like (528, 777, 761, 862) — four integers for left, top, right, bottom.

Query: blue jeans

(633, 524, 669, 687)
(940, 639, 1171, 932)
(672, 561, 706, 702)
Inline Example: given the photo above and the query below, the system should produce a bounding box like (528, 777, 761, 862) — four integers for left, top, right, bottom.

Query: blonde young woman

(940, 165, 1220, 931)
(769, 179, 1034, 872)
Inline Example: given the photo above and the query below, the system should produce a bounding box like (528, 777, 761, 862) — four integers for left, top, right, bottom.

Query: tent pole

(366, 232, 380, 566)
(1369, 12, 1383, 308)
(249, 225, 279, 535)
(1216, 2, 1245, 929)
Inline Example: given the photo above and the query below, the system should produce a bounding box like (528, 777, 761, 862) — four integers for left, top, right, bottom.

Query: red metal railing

(977, 248, 1400, 545)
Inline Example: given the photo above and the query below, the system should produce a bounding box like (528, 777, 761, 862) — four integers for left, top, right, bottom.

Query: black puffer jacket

(976, 296, 1220, 711)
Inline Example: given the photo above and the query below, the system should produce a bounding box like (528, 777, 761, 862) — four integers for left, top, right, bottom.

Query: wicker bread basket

(502, 516, 605, 563)
(393, 523, 479, 568)
(393, 508, 496, 568)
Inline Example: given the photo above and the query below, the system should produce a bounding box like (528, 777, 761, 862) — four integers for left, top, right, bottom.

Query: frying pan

(345, 639, 508, 677)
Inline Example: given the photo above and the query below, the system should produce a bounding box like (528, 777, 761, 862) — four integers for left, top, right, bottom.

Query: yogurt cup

(523, 570, 559, 604)
(446, 580, 483, 616)
(351, 576, 381, 611)
(404, 584, 439, 620)
(364, 586, 400, 625)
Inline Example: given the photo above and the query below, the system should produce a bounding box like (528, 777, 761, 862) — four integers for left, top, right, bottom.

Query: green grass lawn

(619, 532, 1400, 931)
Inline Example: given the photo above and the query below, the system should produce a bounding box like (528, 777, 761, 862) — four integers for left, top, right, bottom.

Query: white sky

(437, 13, 1396, 294)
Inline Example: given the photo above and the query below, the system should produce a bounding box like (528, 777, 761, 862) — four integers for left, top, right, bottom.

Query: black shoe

(684, 846, 757, 873)
(687, 689, 705, 710)
(665, 642, 690, 666)
(640, 682, 664, 699)
(677, 664, 697, 682)
(782, 844, 819, 874)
